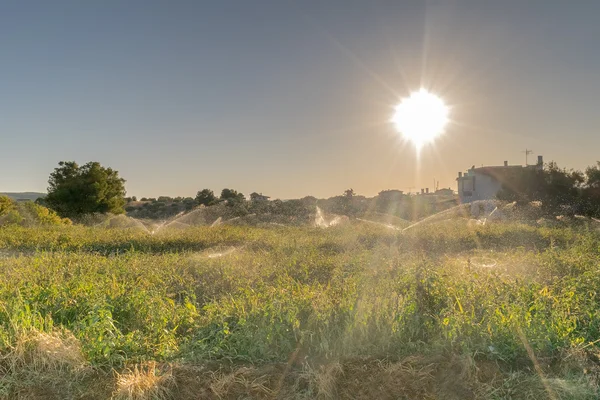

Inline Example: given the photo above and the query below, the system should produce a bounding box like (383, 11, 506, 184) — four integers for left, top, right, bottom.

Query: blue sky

(1, 0, 599, 198)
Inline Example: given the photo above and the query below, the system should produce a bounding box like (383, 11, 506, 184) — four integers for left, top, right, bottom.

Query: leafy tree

(497, 162, 586, 216)
(581, 162, 600, 216)
(328, 189, 359, 216)
(542, 162, 583, 214)
(496, 168, 545, 205)
(585, 162, 600, 189)
(183, 197, 197, 210)
(220, 189, 245, 203)
(45, 161, 127, 218)
(196, 189, 217, 206)
(131, 196, 137, 202)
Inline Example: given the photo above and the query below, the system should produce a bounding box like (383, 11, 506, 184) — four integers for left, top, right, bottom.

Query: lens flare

(391, 89, 449, 150)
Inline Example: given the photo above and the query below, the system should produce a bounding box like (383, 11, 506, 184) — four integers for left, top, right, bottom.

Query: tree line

(497, 161, 600, 217)
(39, 161, 279, 220)
(37, 159, 600, 221)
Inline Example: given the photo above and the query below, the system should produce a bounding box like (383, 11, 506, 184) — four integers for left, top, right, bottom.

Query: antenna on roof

(522, 148, 533, 165)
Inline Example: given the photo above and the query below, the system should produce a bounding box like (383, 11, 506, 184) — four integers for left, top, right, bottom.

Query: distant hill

(0, 192, 46, 201)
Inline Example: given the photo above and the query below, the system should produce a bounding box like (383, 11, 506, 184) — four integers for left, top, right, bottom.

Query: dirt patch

(171, 363, 285, 400)
(167, 355, 481, 400)
(3, 353, 598, 399)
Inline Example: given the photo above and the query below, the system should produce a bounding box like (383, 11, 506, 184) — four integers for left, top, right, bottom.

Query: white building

(457, 156, 543, 203)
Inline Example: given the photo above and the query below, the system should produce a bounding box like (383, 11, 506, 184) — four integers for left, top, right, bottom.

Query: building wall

(473, 172, 502, 200)
(458, 172, 502, 203)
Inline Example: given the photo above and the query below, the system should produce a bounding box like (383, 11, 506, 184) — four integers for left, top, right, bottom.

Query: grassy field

(1, 220, 600, 399)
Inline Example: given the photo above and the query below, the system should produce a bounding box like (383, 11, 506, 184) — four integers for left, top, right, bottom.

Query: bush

(0, 195, 16, 216)
(23, 202, 71, 225)
(0, 200, 71, 226)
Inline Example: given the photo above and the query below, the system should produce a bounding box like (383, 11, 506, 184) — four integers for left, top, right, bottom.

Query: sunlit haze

(1, 1, 600, 198)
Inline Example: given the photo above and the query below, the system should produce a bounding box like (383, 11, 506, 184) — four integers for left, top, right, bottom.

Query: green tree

(196, 189, 217, 206)
(329, 189, 359, 216)
(220, 188, 245, 203)
(183, 197, 197, 210)
(542, 162, 583, 214)
(497, 168, 546, 205)
(585, 162, 600, 189)
(581, 162, 600, 217)
(45, 161, 127, 218)
(497, 162, 585, 216)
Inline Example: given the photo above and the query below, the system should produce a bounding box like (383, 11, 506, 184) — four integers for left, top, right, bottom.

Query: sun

(391, 89, 449, 150)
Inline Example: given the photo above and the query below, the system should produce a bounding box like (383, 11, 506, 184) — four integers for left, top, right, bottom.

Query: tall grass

(0, 221, 599, 398)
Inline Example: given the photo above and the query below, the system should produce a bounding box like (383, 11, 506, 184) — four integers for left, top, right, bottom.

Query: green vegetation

(126, 188, 457, 222)
(195, 189, 217, 206)
(45, 161, 127, 219)
(220, 188, 246, 204)
(1, 220, 599, 398)
(0, 196, 71, 227)
(498, 161, 600, 217)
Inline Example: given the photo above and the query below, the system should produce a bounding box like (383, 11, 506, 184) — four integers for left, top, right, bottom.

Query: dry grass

(208, 366, 275, 399)
(297, 361, 344, 399)
(3, 328, 86, 372)
(30, 331, 85, 370)
(1, 350, 599, 399)
(112, 362, 175, 400)
(0, 328, 113, 400)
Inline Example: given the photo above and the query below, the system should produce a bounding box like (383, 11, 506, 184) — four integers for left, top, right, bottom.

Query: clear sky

(1, 0, 599, 199)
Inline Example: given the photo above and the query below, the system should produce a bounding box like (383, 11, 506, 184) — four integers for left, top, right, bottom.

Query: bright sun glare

(391, 89, 449, 150)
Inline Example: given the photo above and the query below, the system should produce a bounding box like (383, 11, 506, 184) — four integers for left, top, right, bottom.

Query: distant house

(457, 156, 543, 203)
(250, 192, 270, 202)
(378, 189, 404, 200)
(435, 188, 454, 196)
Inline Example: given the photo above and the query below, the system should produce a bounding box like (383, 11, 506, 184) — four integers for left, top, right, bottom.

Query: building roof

(474, 165, 522, 174)
(471, 165, 525, 184)
(457, 165, 523, 181)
